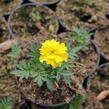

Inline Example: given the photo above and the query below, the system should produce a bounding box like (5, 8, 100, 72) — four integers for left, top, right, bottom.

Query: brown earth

(0, 52, 21, 108)
(90, 64, 109, 109)
(0, 0, 21, 17)
(0, 0, 109, 108)
(9, 5, 58, 39)
(95, 27, 109, 59)
(56, 0, 109, 30)
(0, 17, 8, 43)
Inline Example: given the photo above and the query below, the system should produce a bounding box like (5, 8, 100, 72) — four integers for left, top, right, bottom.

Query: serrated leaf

(66, 43, 71, 49)
(0, 96, 13, 109)
(37, 76, 43, 87)
(27, 43, 40, 62)
(1, 96, 12, 106)
(73, 96, 86, 104)
(10, 70, 30, 79)
(8, 45, 21, 57)
(72, 26, 91, 49)
(69, 96, 86, 109)
(46, 80, 54, 90)
(63, 76, 72, 84)
(70, 46, 82, 53)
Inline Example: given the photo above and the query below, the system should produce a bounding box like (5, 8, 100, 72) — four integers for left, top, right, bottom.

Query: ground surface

(0, 0, 109, 109)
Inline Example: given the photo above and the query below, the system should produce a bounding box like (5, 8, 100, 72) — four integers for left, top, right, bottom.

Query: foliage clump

(68, 95, 86, 109)
(8, 39, 80, 90)
(65, 27, 91, 49)
(0, 96, 13, 109)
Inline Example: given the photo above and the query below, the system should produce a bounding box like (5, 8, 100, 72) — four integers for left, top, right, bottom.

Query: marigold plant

(9, 39, 80, 90)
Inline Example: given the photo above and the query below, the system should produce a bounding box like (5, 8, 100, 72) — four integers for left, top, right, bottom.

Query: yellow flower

(39, 39, 68, 68)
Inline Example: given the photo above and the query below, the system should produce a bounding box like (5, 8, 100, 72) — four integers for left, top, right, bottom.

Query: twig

(0, 40, 19, 53)
(97, 90, 109, 101)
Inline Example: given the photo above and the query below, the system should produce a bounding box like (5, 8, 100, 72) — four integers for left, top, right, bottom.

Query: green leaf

(17, 60, 32, 71)
(27, 43, 40, 62)
(69, 46, 82, 53)
(46, 80, 54, 90)
(67, 46, 82, 60)
(0, 104, 12, 109)
(66, 26, 91, 49)
(64, 37, 74, 41)
(66, 43, 71, 49)
(83, 0, 90, 5)
(8, 44, 21, 64)
(37, 76, 43, 87)
(73, 95, 86, 104)
(0, 96, 13, 109)
(30, 12, 41, 21)
(69, 104, 74, 109)
(61, 70, 72, 75)
(56, 72, 61, 81)
(1, 96, 13, 106)
(10, 70, 30, 79)
(63, 76, 72, 84)
(8, 44, 21, 58)
(69, 95, 86, 109)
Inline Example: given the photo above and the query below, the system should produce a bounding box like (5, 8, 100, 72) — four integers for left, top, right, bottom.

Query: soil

(90, 64, 109, 109)
(0, 17, 8, 43)
(0, 0, 109, 108)
(94, 27, 109, 59)
(19, 79, 74, 105)
(0, 0, 21, 17)
(56, 0, 109, 30)
(0, 52, 22, 108)
(73, 42, 98, 82)
(85, 91, 104, 109)
(9, 5, 58, 39)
